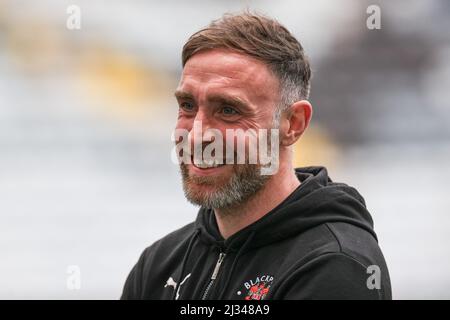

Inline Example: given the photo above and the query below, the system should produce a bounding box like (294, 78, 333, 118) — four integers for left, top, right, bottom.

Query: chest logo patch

(238, 274, 274, 300)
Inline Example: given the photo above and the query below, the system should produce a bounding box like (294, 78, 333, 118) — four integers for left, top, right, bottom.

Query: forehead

(178, 49, 279, 100)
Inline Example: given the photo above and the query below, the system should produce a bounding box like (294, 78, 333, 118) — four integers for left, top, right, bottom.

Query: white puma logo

(164, 273, 191, 300)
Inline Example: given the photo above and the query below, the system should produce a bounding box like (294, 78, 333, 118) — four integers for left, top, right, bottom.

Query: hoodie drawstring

(216, 230, 256, 300)
(172, 229, 200, 300)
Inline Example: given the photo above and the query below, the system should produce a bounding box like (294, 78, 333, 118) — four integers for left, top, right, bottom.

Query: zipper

(201, 251, 226, 300)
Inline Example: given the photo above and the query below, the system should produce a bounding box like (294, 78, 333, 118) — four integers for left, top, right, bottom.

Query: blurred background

(0, 0, 449, 299)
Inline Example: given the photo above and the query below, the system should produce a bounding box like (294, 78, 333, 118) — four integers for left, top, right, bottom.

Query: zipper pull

(211, 252, 226, 280)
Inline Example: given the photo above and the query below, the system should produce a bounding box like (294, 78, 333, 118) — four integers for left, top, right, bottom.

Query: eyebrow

(174, 90, 194, 100)
(208, 94, 249, 110)
(174, 90, 250, 110)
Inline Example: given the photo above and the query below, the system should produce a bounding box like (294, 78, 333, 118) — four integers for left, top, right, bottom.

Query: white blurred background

(0, 0, 449, 299)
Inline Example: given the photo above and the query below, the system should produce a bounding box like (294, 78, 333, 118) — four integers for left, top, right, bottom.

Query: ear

(279, 100, 313, 146)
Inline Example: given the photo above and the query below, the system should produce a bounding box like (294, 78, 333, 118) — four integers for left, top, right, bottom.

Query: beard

(180, 163, 270, 211)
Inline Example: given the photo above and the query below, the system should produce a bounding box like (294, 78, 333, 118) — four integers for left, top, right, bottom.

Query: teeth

(193, 159, 224, 169)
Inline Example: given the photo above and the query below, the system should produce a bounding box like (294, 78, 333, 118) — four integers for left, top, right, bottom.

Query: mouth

(192, 159, 225, 169)
(188, 157, 228, 176)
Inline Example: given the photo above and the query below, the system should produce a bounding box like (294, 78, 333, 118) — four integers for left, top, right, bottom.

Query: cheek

(238, 110, 273, 130)
(176, 117, 194, 131)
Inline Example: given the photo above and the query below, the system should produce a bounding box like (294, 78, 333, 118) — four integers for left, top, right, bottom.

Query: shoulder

(271, 222, 391, 299)
(121, 221, 197, 299)
(287, 222, 385, 268)
(324, 222, 386, 270)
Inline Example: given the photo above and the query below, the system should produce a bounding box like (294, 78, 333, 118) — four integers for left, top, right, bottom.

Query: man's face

(174, 49, 280, 210)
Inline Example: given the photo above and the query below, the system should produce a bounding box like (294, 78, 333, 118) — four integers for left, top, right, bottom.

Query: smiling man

(121, 12, 391, 300)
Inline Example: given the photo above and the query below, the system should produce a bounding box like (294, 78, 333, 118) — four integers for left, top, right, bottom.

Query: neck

(214, 160, 300, 239)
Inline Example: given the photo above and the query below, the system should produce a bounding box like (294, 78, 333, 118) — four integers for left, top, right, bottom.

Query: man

(121, 12, 391, 300)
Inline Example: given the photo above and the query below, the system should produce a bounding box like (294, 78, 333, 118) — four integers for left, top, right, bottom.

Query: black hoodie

(121, 166, 391, 300)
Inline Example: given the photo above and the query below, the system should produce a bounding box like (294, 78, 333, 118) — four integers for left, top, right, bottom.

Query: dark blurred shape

(311, 0, 450, 146)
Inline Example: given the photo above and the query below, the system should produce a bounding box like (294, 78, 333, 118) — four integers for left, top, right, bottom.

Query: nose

(189, 107, 215, 138)
(194, 107, 214, 130)
(187, 108, 215, 155)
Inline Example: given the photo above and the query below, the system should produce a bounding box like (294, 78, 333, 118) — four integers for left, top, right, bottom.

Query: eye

(221, 106, 239, 116)
(180, 102, 195, 112)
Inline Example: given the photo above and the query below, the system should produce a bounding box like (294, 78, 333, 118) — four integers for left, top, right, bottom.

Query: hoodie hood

(194, 166, 376, 253)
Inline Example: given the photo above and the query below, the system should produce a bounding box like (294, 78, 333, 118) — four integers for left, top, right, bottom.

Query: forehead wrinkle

(178, 74, 250, 104)
(180, 50, 280, 111)
(181, 70, 272, 101)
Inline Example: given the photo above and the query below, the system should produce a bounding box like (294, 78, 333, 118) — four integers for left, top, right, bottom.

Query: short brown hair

(182, 12, 311, 120)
